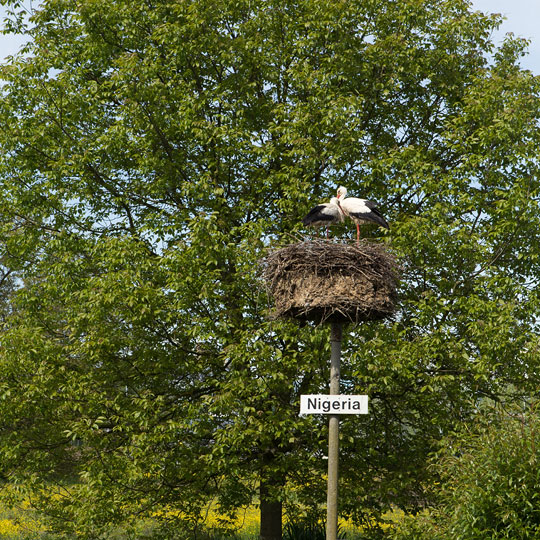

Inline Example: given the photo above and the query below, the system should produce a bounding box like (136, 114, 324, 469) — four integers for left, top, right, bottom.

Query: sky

(470, 0, 540, 74)
(0, 2, 539, 72)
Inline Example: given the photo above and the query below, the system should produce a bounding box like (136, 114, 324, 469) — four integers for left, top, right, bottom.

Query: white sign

(300, 394, 368, 415)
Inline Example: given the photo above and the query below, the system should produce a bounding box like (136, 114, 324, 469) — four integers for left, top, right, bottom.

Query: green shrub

(393, 403, 540, 539)
(284, 520, 325, 540)
(283, 519, 349, 540)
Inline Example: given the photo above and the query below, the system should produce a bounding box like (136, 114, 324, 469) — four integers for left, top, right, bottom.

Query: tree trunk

(260, 480, 283, 540)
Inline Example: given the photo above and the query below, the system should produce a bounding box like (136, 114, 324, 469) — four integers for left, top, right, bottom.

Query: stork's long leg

(356, 222, 360, 245)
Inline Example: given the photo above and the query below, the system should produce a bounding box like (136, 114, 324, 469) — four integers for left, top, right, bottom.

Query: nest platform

(263, 239, 399, 324)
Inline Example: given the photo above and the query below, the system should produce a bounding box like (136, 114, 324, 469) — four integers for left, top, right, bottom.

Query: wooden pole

(327, 322, 342, 540)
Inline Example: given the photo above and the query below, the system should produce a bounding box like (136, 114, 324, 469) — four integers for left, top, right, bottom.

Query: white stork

(336, 186, 389, 244)
(302, 196, 343, 238)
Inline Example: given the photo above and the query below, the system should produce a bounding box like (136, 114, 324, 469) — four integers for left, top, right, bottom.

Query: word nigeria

(300, 394, 368, 415)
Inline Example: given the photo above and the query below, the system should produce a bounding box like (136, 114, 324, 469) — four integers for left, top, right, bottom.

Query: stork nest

(262, 238, 399, 324)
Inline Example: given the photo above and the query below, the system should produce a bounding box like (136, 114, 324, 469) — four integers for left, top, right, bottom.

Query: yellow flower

(0, 518, 21, 536)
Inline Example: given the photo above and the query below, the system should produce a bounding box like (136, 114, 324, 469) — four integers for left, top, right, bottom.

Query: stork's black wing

(302, 204, 340, 227)
(355, 201, 390, 229)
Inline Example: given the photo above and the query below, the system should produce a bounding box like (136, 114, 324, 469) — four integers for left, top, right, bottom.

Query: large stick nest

(262, 239, 399, 324)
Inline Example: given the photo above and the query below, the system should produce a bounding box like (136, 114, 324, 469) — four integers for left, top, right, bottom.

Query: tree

(0, 0, 539, 538)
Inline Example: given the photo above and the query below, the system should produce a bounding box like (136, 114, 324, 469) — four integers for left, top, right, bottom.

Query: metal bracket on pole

(327, 322, 342, 540)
